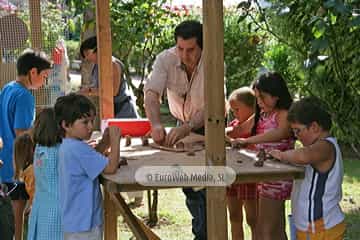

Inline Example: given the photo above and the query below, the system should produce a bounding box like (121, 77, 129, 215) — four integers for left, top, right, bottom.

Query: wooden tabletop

(101, 139, 304, 192)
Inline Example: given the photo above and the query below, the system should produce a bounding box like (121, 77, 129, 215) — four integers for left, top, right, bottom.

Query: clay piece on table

(254, 149, 266, 167)
(118, 157, 128, 167)
(125, 135, 132, 147)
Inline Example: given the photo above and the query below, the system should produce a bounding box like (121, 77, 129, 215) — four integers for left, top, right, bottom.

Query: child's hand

(86, 139, 97, 148)
(231, 138, 248, 149)
(109, 126, 121, 143)
(101, 127, 111, 147)
(269, 150, 283, 161)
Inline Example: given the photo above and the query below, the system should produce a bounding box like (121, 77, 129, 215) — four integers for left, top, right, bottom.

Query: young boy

(55, 93, 121, 240)
(0, 49, 51, 240)
(269, 96, 345, 240)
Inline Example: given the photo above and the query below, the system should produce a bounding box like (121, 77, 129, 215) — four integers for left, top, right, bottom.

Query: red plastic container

(106, 118, 151, 137)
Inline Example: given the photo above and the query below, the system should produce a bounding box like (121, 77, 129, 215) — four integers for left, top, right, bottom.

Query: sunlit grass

(117, 158, 359, 239)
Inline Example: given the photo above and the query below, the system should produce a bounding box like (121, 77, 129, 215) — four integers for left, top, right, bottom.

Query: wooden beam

(95, 1, 115, 239)
(96, 0, 114, 119)
(29, 0, 42, 49)
(104, 191, 118, 240)
(203, 1, 228, 240)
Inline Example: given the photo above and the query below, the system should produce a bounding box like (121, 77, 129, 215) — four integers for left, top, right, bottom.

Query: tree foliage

(238, 0, 360, 152)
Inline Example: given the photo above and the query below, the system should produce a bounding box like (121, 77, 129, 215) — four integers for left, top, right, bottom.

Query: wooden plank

(100, 140, 304, 192)
(95, 0, 114, 119)
(110, 193, 161, 240)
(95, 2, 115, 239)
(104, 190, 118, 240)
(203, 1, 227, 239)
(29, 0, 42, 49)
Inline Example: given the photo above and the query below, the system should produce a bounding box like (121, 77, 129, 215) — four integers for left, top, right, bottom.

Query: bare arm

(270, 139, 334, 172)
(112, 60, 121, 96)
(15, 129, 31, 137)
(243, 110, 292, 144)
(144, 90, 162, 127)
(103, 126, 121, 174)
(144, 90, 166, 144)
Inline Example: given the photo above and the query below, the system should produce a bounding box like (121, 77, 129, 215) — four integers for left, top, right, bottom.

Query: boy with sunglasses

(270, 97, 345, 240)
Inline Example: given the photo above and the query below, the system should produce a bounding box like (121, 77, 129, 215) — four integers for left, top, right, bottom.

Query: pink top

(255, 111, 294, 151)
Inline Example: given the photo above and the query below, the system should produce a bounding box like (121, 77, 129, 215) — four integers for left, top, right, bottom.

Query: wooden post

(29, 0, 42, 49)
(203, 1, 228, 240)
(95, 1, 116, 240)
(96, 0, 114, 119)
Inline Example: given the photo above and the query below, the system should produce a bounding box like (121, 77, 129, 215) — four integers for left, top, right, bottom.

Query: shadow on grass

(343, 158, 360, 182)
(345, 208, 360, 240)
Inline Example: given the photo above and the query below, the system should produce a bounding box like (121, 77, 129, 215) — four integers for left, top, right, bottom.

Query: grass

(116, 158, 360, 240)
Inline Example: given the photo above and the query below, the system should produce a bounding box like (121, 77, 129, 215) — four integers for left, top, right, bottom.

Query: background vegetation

(12, 0, 359, 238)
(61, 0, 360, 154)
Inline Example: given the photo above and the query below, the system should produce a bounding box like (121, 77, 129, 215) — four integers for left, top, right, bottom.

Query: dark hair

(17, 49, 52, 76)
(174, 20, 203, 49)
(33, 108, 62, 147)
(13, 133, 34, 179)
(288, 96, 332, 131)
(80, 36, 97, 58)
(251, 72, 293, 135)
(228, 86, 255, 108)
(55, 93, 96, 137)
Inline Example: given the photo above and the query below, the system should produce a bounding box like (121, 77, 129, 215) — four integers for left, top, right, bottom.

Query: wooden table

(101, 140, 304, 240)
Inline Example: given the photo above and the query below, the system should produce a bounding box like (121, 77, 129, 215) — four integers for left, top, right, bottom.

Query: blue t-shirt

(59, 138, 108, 233)
(0, 81, 35, 182)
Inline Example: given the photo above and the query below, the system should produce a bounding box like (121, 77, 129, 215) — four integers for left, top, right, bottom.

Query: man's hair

(288, 96, 332, 131)
(55, 93, 96, 137)
(17, 49, 51, 76)
(174, 20, 203, 49)
(80, 36, 97, 58)
(33, 108, 62, 147)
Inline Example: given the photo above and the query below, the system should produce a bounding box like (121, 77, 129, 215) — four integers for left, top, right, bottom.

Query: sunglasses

(291, 126, 307, 136)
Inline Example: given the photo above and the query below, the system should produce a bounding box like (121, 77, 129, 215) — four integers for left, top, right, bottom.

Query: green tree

(240, 0, 360, 154)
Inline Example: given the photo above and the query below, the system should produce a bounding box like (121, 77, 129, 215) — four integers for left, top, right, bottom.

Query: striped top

(292, 137, 344, 233)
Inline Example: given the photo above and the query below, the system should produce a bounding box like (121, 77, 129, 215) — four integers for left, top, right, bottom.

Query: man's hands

(164, 124, 191, 147)
(151, 124, 167, 145)
(151, 124, 191, 147)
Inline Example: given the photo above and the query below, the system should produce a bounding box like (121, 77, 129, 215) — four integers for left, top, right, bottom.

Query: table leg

(104, 190, 118, 240)
(147, 190, 158, 227)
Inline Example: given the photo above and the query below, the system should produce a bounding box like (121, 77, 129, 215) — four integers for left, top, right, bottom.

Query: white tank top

(292, 137, 344, 232)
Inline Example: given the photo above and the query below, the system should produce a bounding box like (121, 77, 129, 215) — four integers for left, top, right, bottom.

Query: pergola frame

(94, 0, 228, 239)
(28, 0, 228, 239)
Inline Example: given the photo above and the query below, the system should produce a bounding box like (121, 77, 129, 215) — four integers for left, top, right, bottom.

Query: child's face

(29, 68, 50, 89)
(63, 114, 95, 140)
(291, 122, 318, 146)
(254, 88, 278, 113)
(229, 99, 253, 124)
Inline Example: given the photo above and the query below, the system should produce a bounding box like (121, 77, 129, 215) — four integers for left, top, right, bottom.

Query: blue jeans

(183, 188, 207, 240)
